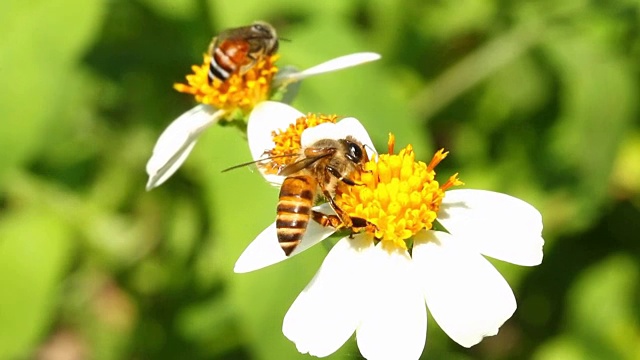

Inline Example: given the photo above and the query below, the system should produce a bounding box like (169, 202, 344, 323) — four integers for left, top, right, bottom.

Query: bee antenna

(364, 144, 377, 155)
(221, 154, 299, 173)
(221, 160, 262, 173)
(364, 144, 378, 161)
(279, 37, 291, 42)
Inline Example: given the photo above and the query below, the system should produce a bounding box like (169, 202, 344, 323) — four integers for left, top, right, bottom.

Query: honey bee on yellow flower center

(207, 21, 278, 83)
(275, 136, 373, 255)
(173, 21, 280, 116)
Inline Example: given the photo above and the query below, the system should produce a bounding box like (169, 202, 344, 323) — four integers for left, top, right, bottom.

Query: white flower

(145, 52, 381, 190)
(235, 128, 544, 359)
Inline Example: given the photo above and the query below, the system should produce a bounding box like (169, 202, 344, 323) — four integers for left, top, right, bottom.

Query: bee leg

(350, 216, 378, 234)
(360, 163, 373, 175)
(326, 166, 359, 186)
(312, 210, 344, 229)
(239, 57, 259, 75)
(321, 189, 354, 228)
(312, 210, 377, 238)
(321, 189, 376, 231)
(317, 187, 377, 235)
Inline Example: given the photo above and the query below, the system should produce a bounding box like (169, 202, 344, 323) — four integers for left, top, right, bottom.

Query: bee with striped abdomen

(207, 21, 278, 84)
(276, 136, 373, 256)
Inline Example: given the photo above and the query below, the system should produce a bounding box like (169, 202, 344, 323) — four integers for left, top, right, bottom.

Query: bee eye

(252, 24, 268, 33)
(346, 142, 363, 163)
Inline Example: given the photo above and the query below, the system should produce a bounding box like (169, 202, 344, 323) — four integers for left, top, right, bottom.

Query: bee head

(251, 21, 279, 54)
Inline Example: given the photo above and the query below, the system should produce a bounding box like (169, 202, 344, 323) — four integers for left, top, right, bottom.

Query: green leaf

(0, 0, 106, 186)
(611, 132, 640, 195)
(211, 0, 352, 27)
(544, 24, 637, 209)
(418, 0, 497, 39)
(534, 255, 640, 360)
(0, 209, 74, 358)
(568, 255, 640, 359)
(138, 0, 195, 20)
(533, 337, 592, 360)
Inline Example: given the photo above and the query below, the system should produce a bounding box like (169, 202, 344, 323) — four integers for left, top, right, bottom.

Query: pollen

(173, 54, 279, 117)
(260, 114, 338, 174)
(336, 134, 462, 250)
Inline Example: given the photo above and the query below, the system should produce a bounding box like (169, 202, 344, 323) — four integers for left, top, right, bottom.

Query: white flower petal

(438, 189, 544, 266)
(234, 203, 337, 273)
(301, 117, 377, 160)
(276, 52, 381, 83)
(356, 247, 427, 360)
(145, 105, 224, 190)
(283, 235, 376, 357)
(246, 101, 305, 185)
(336, 118, 377, 160)
(413, 230, 517, 348)
(299, 122, 337, 146)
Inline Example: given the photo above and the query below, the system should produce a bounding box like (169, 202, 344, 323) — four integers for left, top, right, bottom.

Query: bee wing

(220, 25, 273, 52)
(215, 26, 252, 41)
(209, 27, 252, 56)
(278, 157, 320, 176)
(278, 148, 336, 176)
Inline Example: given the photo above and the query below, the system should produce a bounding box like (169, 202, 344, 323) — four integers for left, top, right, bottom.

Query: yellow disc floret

(336, 134, 463, 250)
(173, 54, 279, 116)
(260, 114, 338, 174)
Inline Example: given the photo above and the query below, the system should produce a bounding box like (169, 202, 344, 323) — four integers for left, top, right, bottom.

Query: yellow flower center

(173, 54, 279, 117)
(336, 134, 463, 250)
(260, 114, 338, 174)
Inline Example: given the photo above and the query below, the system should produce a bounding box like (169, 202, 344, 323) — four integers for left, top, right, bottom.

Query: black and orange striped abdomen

(276, 175, 317, 255)
(208, 39, 250, 83)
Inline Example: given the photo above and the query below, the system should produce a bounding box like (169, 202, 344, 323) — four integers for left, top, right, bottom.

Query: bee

(207, 21, 279, 84)
(276, 136, 374, 256)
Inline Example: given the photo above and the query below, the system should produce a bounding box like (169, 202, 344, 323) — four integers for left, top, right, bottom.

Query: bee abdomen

(208, 47, 236, 83)
(276, 176, 316, 256)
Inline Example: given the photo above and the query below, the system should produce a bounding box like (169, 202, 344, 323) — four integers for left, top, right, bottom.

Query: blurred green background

(2, 0, 640, 359)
